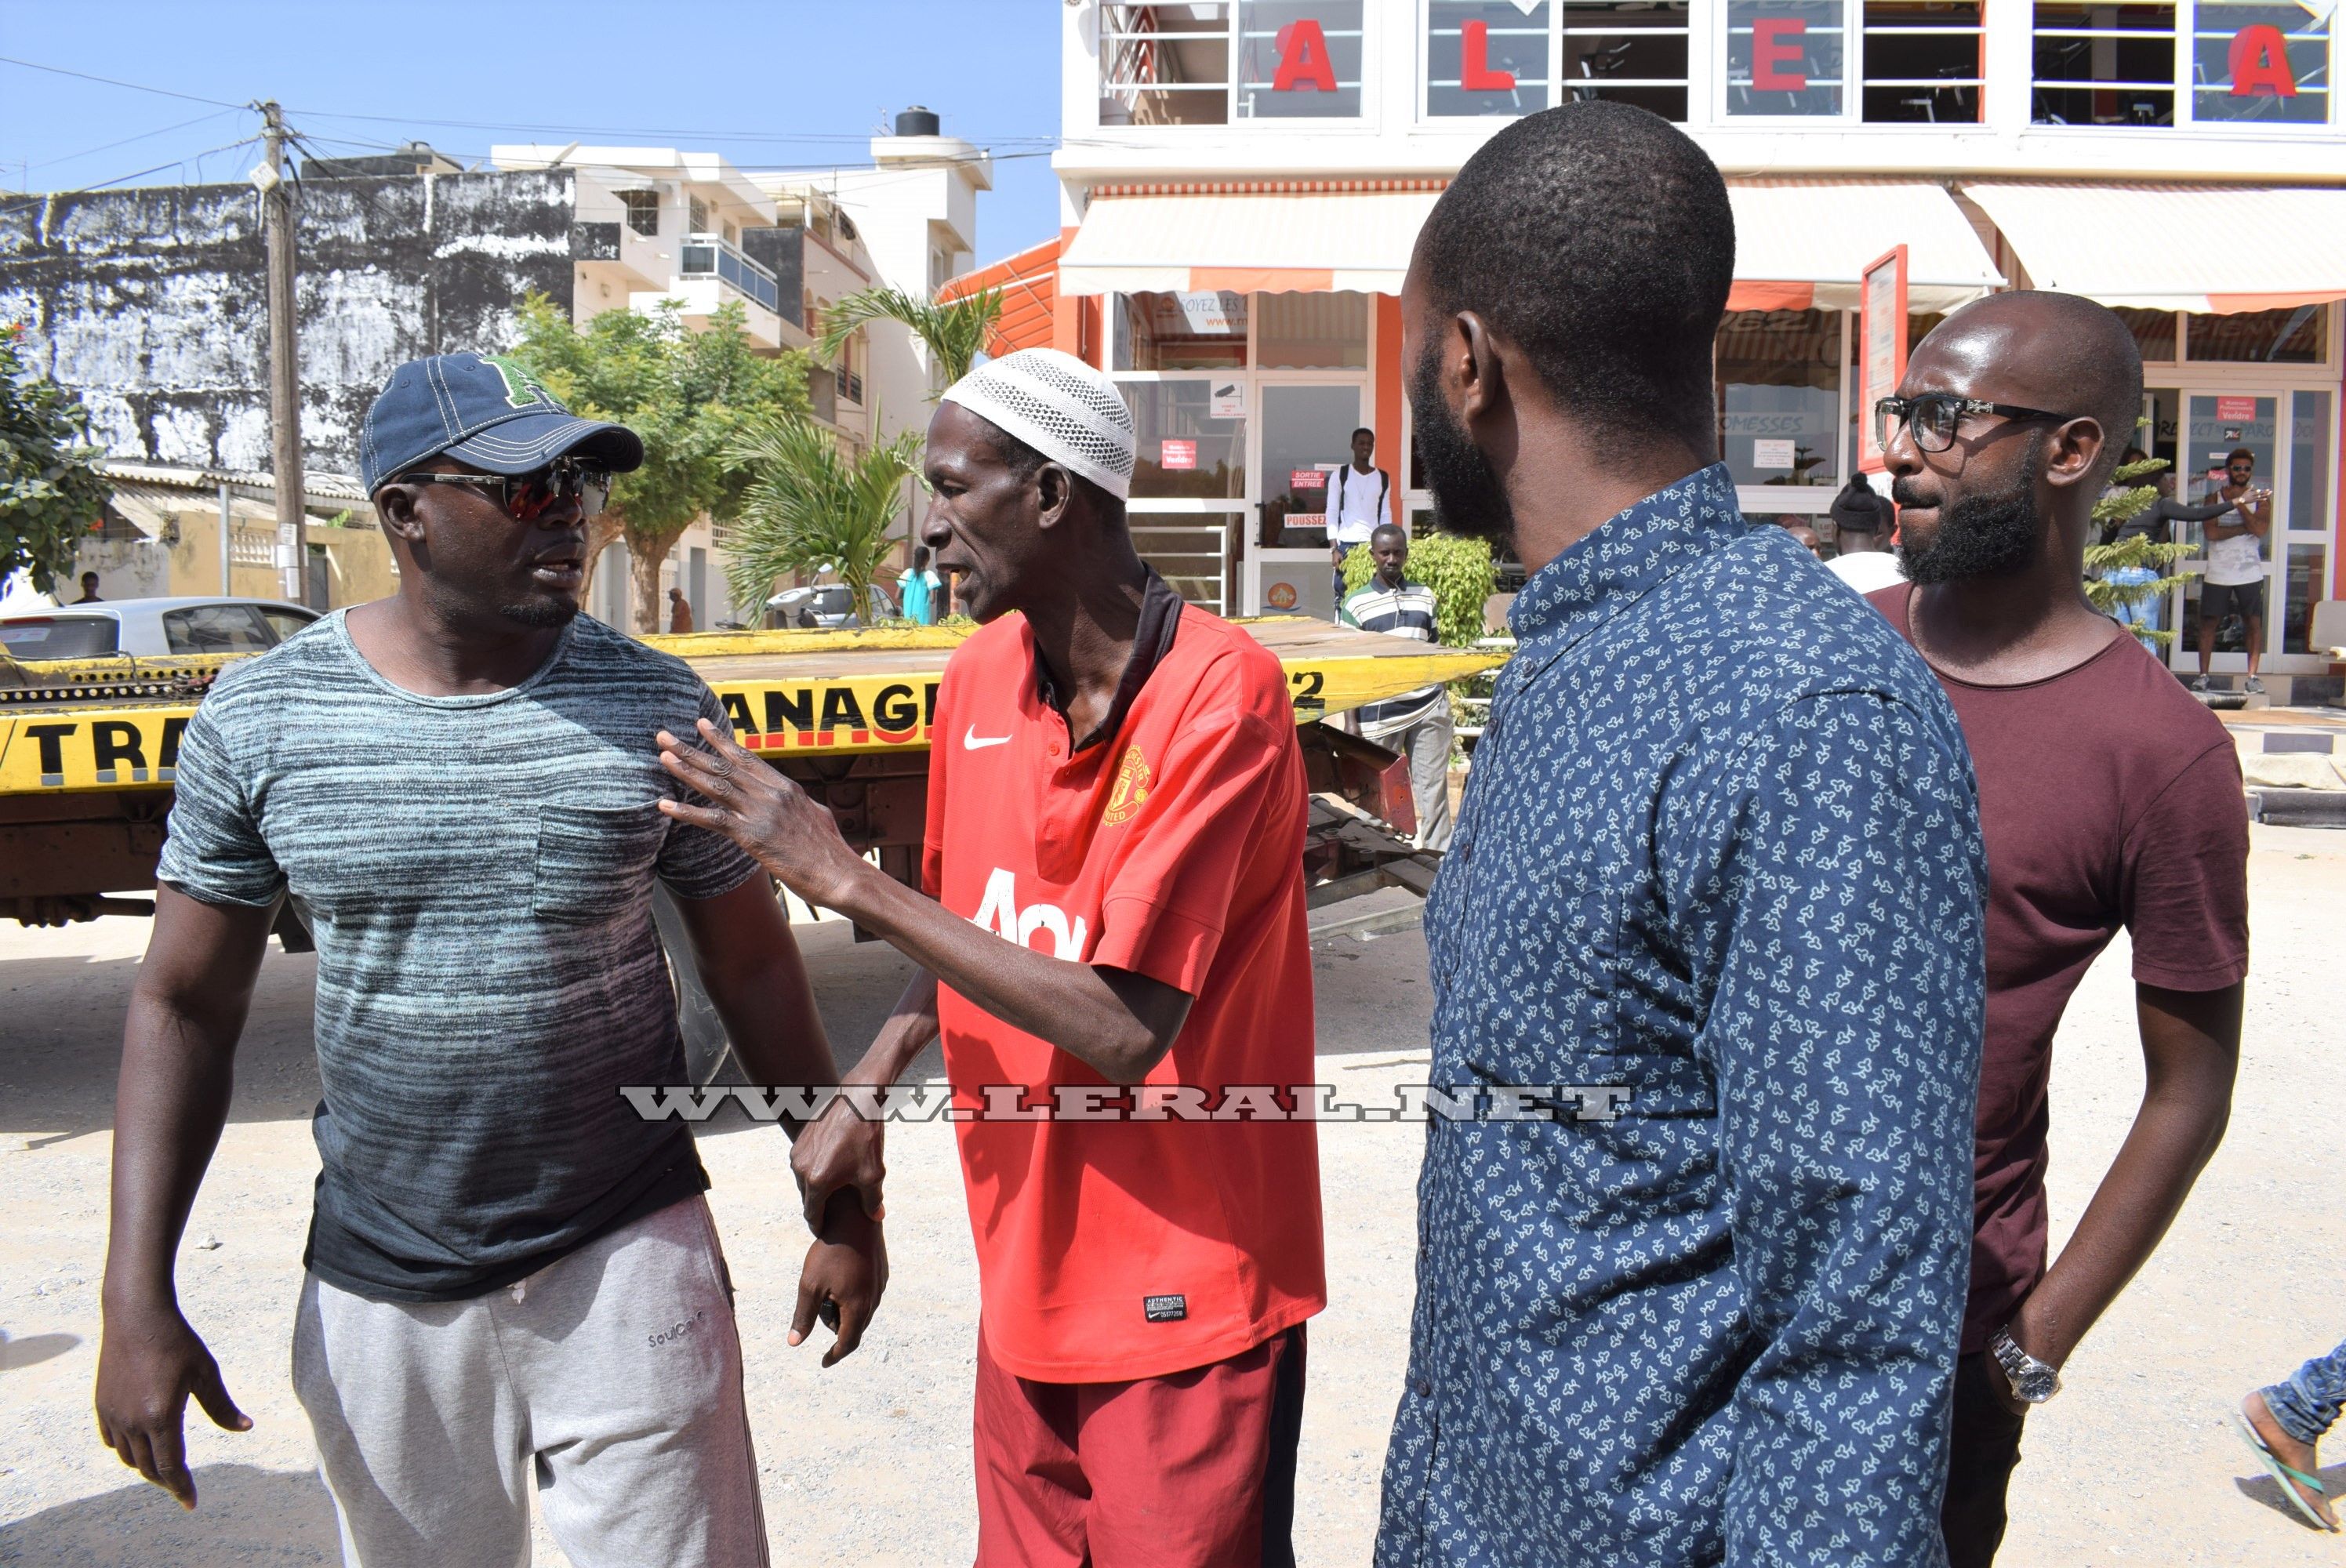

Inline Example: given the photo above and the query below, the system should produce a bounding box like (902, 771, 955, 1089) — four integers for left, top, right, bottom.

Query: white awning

(1059, 187, 1444, 297)
(1961, 183, 2346, 314)
(1726, 182, 2005, 314)
(1058, 180, 2003, 313)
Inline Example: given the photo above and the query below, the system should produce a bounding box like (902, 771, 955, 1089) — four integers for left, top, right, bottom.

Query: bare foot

(2246, 1391, 2340, 1530)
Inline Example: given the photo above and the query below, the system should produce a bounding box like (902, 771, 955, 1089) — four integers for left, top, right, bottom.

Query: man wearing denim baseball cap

(95, 352, 884, 1566)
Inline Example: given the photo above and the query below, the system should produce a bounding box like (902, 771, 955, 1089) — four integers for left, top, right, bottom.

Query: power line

(0, 53, 245, 110)
(282, 105, 1056, 147)
(24, 107, 242, 175)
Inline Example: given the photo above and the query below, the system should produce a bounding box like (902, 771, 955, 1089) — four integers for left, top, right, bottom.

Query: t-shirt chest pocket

(532, 803, 668, 924)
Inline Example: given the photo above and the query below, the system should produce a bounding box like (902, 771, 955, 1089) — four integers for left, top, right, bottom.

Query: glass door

(2177, 391, 2279, 673)
(1256, 383, 1365, 544)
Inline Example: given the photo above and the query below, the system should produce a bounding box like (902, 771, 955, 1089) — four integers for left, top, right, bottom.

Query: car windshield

(0, 616, 119, 659)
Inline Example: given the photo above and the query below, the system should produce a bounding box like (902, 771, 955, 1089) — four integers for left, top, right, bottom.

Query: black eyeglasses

(390, 457, 612, 521)
(1876, 394, 2072, 456)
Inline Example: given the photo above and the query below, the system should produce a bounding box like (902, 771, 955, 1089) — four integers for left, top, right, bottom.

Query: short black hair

(1415, 101, 1734, 456)
(1352, 426, 1375, 443)
(1371, 521, 1408, 545)
(2229, 447, 2255, 465)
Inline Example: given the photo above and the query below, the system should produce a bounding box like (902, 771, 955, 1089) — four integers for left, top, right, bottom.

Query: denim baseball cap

(360, 352, 644, 495)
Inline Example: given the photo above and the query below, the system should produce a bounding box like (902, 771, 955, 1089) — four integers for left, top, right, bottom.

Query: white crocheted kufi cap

(939, 348, 1137, 501)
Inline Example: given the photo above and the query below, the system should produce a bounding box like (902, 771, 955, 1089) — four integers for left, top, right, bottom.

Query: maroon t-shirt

(1872, 585, 2250, 1351)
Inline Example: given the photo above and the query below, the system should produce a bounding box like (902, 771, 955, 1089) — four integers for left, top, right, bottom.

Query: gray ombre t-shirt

(158, 610, 759, 1301)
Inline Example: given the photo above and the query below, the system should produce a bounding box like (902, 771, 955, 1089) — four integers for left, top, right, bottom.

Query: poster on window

(1858, 246, 1908, 474)
(1210, 381, 1247, 419)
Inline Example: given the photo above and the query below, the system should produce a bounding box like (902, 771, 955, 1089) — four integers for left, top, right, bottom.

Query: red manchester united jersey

(922, 599, 1326, 1383)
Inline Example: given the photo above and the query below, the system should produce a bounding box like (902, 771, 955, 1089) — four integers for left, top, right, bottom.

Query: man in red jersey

(656, 347, 1325, 1568)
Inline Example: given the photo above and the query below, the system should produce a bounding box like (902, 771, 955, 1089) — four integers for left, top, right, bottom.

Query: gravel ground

(1, 825, 2341, 1566)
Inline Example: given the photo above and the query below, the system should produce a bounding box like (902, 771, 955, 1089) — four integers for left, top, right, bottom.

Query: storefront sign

(1858, 245, 1909, 474)
(1751, 17, 1809, 90)
(1290, 468, 1327, 490)
(1273, 20, 1338, 92)
(2217, 396, 2258, 422)
(2228, 24, 2298, 96)
(1160, 439, 1197, 470)
(1210, 381, 1245, 419)
(1751, 437, 1798, 470)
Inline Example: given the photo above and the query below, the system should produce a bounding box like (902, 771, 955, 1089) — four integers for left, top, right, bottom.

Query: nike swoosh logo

(963, 727, 1011, 750)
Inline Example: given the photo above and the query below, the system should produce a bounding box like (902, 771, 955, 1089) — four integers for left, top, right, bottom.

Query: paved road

(2, 827, 2341, 1565)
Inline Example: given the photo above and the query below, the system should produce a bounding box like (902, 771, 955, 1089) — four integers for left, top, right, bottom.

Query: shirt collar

(1035, 568, 1186, 753)
(1506, 463, 1747, 654)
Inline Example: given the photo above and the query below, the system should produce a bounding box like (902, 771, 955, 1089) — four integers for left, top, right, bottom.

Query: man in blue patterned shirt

(1375, 103, 1989, 1567)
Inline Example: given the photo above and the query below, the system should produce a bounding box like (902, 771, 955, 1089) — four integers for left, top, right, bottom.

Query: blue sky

(0, 0, 1064, 263)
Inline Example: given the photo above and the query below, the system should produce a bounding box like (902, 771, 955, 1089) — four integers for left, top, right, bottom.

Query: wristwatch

(1988, 1325, 2063, 1405)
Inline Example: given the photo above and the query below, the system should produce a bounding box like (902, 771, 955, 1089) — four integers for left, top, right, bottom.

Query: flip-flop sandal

(2234, 1409, 2341, 1532)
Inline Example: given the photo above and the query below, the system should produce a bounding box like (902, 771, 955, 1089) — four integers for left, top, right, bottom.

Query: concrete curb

(2248, 788, 2346, 829)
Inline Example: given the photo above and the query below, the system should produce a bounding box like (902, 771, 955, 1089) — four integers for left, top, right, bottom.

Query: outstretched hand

(656, 720, 870, 911)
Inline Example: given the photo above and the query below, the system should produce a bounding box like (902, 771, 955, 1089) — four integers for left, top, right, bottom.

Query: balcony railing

(678, 233, 782, 314)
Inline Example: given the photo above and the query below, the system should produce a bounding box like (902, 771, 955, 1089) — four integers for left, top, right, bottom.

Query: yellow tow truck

(2, 616, 1502, 931)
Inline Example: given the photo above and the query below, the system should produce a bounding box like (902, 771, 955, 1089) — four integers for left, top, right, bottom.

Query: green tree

(723, 415, 926, 629)
(1340, 532, 1498, 648)
(507, 292, 808, 631)
(0, 323, 111, 598)
(815, 285, 1004, 394)
(2084, 454, 2195, 645)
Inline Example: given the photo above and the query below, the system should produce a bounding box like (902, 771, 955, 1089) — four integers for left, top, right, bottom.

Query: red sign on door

(2216, 396, 2259, 422)
(1160, 439, 1197, 470)
(1290, 469, 1327, 490)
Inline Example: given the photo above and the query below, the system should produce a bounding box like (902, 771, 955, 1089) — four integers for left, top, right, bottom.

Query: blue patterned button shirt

(1375, 466, 1987, 1568)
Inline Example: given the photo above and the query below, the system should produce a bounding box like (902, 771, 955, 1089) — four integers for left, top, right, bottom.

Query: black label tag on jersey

(1142, 1294, 1188, 1323)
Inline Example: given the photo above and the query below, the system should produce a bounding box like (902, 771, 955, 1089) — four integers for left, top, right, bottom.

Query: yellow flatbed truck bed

(1, 618, 1502, 925)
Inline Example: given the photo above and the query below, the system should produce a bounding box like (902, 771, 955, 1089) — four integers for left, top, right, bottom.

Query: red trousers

(972, 1323, 1306, 1568)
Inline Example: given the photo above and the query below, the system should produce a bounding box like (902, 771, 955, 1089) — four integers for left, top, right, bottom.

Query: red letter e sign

(2228, 24, 2298, 96)
(1274, 20, 1338, 92)
(1752, 16, 1809, 91)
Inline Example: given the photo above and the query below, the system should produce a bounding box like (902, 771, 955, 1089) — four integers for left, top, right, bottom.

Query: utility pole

(257, 102, 307, 605)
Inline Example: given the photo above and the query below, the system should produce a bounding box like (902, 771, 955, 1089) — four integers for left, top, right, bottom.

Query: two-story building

(966, 0, 2342, 693)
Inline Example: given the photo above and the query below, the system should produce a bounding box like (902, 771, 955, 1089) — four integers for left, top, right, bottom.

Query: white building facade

(977, 1, 2344, 689)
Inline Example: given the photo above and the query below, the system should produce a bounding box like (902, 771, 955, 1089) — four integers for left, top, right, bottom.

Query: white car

(0, 597, 321, 661)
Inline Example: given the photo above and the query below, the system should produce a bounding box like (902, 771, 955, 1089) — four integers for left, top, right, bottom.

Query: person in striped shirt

(1338, 523, 1455, 851)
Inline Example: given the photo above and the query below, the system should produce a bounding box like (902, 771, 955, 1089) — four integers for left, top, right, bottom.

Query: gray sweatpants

(1389, 701, 1456, 854)
(291, 1195, 768, 1568)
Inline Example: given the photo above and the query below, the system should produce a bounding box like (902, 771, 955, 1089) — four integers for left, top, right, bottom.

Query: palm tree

(724, 413, 926, 627)
(815, 285, 1003, 393)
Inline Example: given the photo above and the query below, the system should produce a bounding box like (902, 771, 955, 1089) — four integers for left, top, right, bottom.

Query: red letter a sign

(2228, 24, 2298, 96)
(1273, 19, 1339, 92)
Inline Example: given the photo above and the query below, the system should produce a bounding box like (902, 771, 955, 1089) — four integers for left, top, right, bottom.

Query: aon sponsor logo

(972, 868, 1088, 960)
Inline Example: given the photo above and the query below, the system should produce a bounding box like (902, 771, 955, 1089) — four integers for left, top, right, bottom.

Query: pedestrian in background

(1870, 293, 2247, 1568)
(667, 583, 695, 633)
(2239, 1342, 2346, 1531)
(898, 542, 942, 625)
(1378, 101, 1986, 1568)
(2194, 447, 2274, 694)
(1338, 522, 1454, 851)
(2101, 444, 2239, 654)
(72, 570, 103, 603)
(1327, 424, 1391, 608)
(1828, 472, 1906, 593)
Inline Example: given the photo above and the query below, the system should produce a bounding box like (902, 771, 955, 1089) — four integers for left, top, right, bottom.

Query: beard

(496, 593, 580, 629)
(1407, 339, 1515, 546)
(1896, 435, 2046, 584)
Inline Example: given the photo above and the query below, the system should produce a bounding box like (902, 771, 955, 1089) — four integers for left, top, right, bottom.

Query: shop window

(1726, 0, 1847, 116)
(1237, 2, 1365, 118)
(1120, 382, 1249, 499)
(1720, 309, 1843, 487)
(1861, 0, 1984, 122)
(2289, 390, 2332, 535)
(2192, 0, 2333, 124)
(2116, 307, 2181, 361)
(1256, 291, 1368, 368)
(2032, 2, 2176, 125)
(616, 191, 659, 238)
(2282, 543, 2327, 653)
(1113, 291, 1249, 371)
(2184, 304, 2326, 362)
(1564, 1, 1693, 119)
(1428, 0, 1554, 116)
(1101, 4, 1235, 125)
